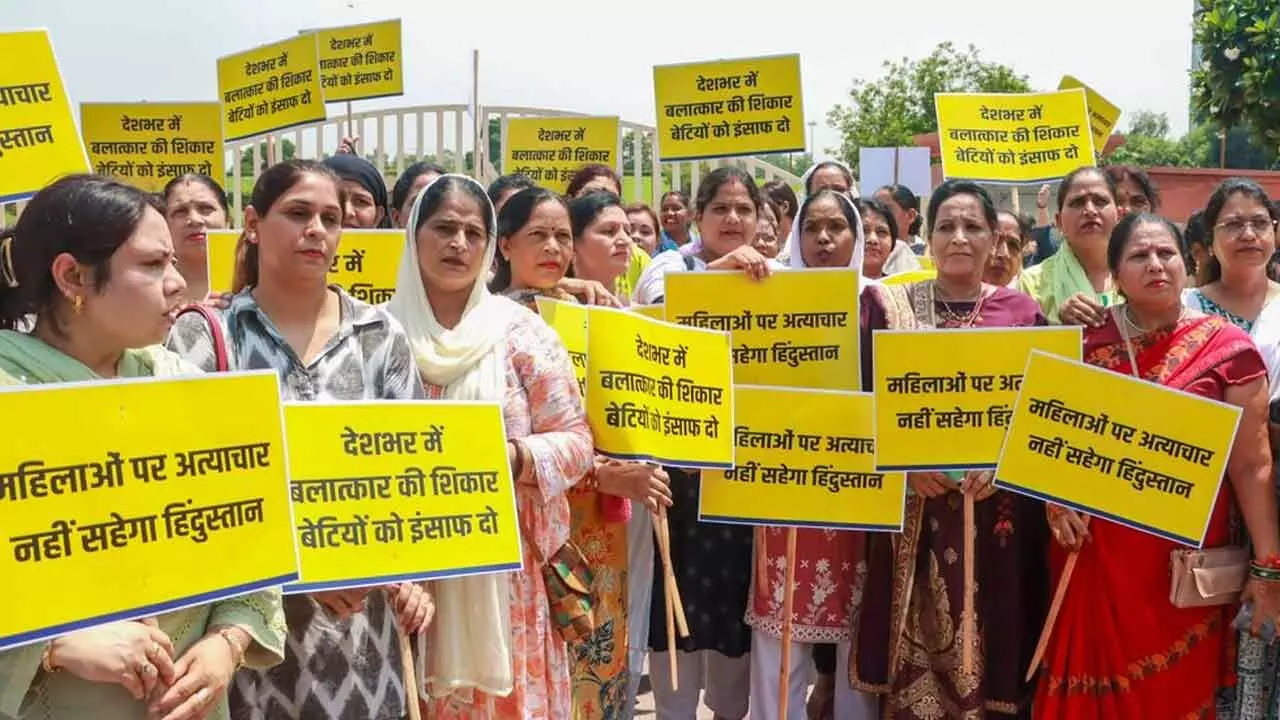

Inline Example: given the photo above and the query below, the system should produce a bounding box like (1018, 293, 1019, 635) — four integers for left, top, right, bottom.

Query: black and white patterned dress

(167, 287, 426, 720)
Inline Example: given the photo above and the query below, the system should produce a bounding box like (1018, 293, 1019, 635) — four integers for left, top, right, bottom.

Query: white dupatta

(783, 190, 871, 290)
(386, 174, 521, 699)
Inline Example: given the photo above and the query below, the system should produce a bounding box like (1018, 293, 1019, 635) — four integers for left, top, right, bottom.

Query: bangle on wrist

(40, 642, 59, 673)
(214, 628, 247, 669)
(1253, 554, 1280, 571)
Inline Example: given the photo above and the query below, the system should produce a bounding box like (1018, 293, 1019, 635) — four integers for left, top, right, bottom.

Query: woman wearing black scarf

(323, 153, 391, 229)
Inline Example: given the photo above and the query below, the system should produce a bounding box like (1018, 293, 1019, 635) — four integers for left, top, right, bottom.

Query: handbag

(1170, 546, 1249, 608)
(174, 304, 231, 372)
(515, 464, 596, 644)
(1114, 308, 1249, 608)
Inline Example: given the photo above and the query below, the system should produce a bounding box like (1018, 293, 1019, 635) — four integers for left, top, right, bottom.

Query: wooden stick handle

(399, 624, 422, 720)
(778, 527, 798, 720)
(962, 494, 976, 675)
(665, 571, 678, 691)
(655, 512, 689, 637)
(1025, 515, 1090, 682)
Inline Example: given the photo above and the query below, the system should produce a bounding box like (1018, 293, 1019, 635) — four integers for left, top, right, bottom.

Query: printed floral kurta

(424, 309, 594, 720)
(506, 289, 631, 720)
(747, 528, 864, 643)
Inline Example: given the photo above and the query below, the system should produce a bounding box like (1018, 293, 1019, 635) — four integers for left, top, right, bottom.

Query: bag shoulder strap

(683, 254, 697, 271)
(175, 304, 230, 372)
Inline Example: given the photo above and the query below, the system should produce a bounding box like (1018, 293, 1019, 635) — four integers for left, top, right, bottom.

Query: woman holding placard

(1177, 179, 1280, 720)
(851, 179, 1051, 719)
(1036, 212, 1280, 719)
(162, 173, 230, 305)
(0, 175, 287, 720)
(631, 167, 775, 720)
(747, 188, 878, 720)
(386, 174, 594, 720)
(490, 186, 675, 719)
(1019, 167, 1120, 325)
(167, 160, 433, 720)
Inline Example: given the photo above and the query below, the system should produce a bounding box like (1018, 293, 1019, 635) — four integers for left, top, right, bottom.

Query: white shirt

(632, 249, 785, 305)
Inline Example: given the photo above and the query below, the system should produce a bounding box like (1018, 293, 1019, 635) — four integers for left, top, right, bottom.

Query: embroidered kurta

(505, 287, 631, 720)
(167, 287, 427, 720)
(423, 308, 594, 720)
(851, 282, 1052, 719)
(747, 528, 864, 644)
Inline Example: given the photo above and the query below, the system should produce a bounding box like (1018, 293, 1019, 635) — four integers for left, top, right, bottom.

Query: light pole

(807, 121, 817, 160)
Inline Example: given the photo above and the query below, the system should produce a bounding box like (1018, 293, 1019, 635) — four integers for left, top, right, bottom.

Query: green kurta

(0, 331, 287, 720)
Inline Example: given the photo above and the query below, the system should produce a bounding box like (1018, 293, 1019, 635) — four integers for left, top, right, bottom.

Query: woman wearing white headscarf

(386, 175, 594, 720)
(749, 189, 879, 720)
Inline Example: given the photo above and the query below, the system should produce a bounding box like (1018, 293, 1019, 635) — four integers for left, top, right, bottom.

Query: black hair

(1106, 211, 1185, 275)
(415, 175, 493, 238)
(160, 174, 230, 215)
(486, 173, 537, 208)
(565, 164, 622, 198)
(488, 186, 568, 293)
(391, 162, 448, 216)
(762, 180, 799, 221)
(804, 161, 854, 196)
(1104, 165, 1161, 212)
(877, 184, 923, 236)
(569, 191, 624, 241)
(695, 167, 761, 215)
(925, 180, 998, 237)
(235, 160, 345, 292)
(854, 197, 900, 244)
(996, 209, 1035, 245)
(1201, 177, 1279, 283)
(660, 190, 690, 209)
(0, 174, 163, 331)
(1057, 166, 1118, 212)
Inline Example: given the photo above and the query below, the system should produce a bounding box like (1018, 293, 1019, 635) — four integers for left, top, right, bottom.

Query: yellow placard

(504, 116, 619, 193)
(995, 352, 1238, 547)
(935, 90, 1094, 184)
(0, 29, 90, 203)
(880, 269, 935, 286)
(207, 229, 401, 303)
(665, 269, 860, 390)
(536, 297, 588, 400)
(1058, 75, 1121, 151)
(217, 34, 326, 142)
(81, 103, 224, 193)
(653, 54, 804, 162)
(700, 387, 906, 531)
(873, 327, 1082, 471)
(283, 401, 521, 590)
(586, 306, 733, 468)
(0, 372, 297, 650)
(314, 19, 403, 103)
(633, 304, 665, 321)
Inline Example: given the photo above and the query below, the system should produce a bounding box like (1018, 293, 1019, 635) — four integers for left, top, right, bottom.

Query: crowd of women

(4, 143, 1280, 720)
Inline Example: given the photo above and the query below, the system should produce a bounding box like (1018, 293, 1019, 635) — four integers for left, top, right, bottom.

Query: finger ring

(194, 687, 212, 705)
(137, 661, 155, 677)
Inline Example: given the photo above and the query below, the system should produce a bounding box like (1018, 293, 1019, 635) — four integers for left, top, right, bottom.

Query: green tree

(1105, 111, 1197, 167)
(826, 42, 1031, 172)
(240, 138, 296, 173)
(621, 129, 654, 175)
(1191, 1, 1280, 151)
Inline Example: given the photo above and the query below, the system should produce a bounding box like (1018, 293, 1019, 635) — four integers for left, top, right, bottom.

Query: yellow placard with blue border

(1058, 75, 1121, 151)
(0, 371, 297, 650)
(207, 229, 401, 303)
(504, 116, 619, 193)
(586, 306, 733, 469)
(282, 401, 521, 591)
(536, 297, 588, 400)
(653, 54, 804, 161)
(699, 386, 906, 531)
(935, 89, 1094, 184)
(873, 326, 1082, 471)
(314, 19, 403, 103)
(995, 351, 1239, 547)
(81, 103, 224, 193)
(665, 268, 860, 391)
(217, 34, 326, 142)
(0, 29, 91, 203)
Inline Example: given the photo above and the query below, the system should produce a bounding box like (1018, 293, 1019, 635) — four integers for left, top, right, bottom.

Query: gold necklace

(930, 282, 989, 327)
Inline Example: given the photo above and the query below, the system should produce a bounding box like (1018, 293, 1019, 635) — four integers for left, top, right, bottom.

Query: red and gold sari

(1034, 313, 1265, 720)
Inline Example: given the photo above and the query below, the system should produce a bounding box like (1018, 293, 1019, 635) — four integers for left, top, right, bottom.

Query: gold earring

(72, 295, 83, 315)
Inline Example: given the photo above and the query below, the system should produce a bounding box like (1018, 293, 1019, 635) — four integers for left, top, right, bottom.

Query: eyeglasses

(1215, 217, 1277, 237)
